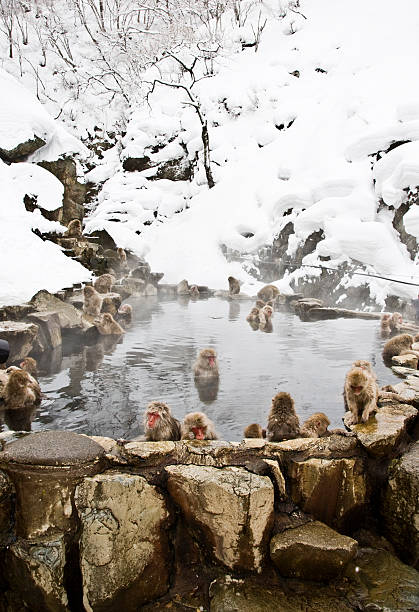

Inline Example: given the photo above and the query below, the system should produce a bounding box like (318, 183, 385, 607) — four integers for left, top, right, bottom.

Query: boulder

(0, 320, 39, 361)
(3, 535, 68, 612)
(75, 472, 171, 611)
(30, 290, 91, 333)
(392, 375, 419, 407)
(38, 157, 86, 224)
(288, 457, 368, 529)
(155, 156, 194, 181)
(122, 277, 146, 296)
(344, 404, 418, 457)
(144, 283, 157, 296)
(0, 303, 35, 321)
(0, 135, 46, 162)
(392, 354, 419, 369)
(122, 156, 152, 172)
(166, 465, 274, 571)
(382, 442, 419, 568)
(270, 521, 357, 581)
(0, 431, 105, 539)
(0, 470, 13, 546)
(176, 280, 189, 295)
(27, 311, 62, 351)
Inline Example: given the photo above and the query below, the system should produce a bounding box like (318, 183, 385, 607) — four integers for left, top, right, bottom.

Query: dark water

(0, 297, 401, 441)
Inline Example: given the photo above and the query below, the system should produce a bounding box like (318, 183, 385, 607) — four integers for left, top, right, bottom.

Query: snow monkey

(300, 413, 330, 438)
(243, 423, 266, 438)
(116, 304, 132, 324)
(390, 312, 403, 333)
(144, 401, 181, 441)
(117, 247, 127, 265)
(193, 348, 219, 379)
(228, 276, 240, 295)
(181, 412, 218, 440)
(257, 284, 280, 303)
(101, 296, 117, 316)
(344, 366, 378, 425)
(352, 359, 377, 380)
(65, 219, 82, 238)
(93, 273, 115, 294)
(382, 333, 415, 366)
(95, 313, 125, 335)
(259, 304, 273, 332)
(266, 392, 300, 441)
(380, 314, 391, 335)
(19, 357, 38, 379)
(189, 285, 200, 297)
(246, 307, 260, 324)
(83, 285, 102, 317)
(4, 369, 41, 410)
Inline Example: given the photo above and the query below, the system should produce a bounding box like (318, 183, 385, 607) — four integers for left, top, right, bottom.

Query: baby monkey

(266, 392, 300, 441)
(243, 423, 266, 438)
(259, 305, 273, 332)
(181, 411, 218, 440)
(144, 401, 181, 441)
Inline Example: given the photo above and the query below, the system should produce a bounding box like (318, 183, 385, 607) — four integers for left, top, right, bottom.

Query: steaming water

(0, 296, 401, 441)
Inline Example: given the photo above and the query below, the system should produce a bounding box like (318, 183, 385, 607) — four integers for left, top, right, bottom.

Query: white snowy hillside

(0, 70, 91, 306)
(83, 0, 418, 304)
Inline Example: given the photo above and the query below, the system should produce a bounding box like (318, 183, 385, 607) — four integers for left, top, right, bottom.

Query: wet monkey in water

(193, 348, 219, 379)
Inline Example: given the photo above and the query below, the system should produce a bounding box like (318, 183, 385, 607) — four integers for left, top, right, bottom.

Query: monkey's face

(191, 426, 206, 439)
(146, 402, 168, 428)
(9, 371, 28, 389)
(84, 287, 94, 296)
(349, 369, 367, 394)
(264, 306, 273, 319)
(201, 349, 217, 367)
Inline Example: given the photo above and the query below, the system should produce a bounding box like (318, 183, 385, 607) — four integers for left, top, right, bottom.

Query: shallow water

(0, 296, 401, 441)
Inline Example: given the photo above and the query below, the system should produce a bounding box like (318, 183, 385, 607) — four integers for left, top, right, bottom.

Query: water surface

(0, 297, 401, 441)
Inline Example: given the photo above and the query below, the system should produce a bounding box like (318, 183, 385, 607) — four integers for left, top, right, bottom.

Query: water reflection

(0, 296, 402, 441)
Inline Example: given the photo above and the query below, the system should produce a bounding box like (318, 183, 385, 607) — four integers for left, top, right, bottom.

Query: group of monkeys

(83, 271, 133, 335)
(227, 277, 280, 332)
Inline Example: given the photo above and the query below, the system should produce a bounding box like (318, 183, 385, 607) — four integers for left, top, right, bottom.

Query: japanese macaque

(94, 273, 115, 294)
(390, 312, 403, 333)
(177, 279, 190, 295)
(300, 413, 330, 438)
(267, 392, 300, 441)
(19, 357, 38, 379)
(65, 219, 82, 238)
(228, 276, 240, 295)
(4, 370, 41, 410)
(257, 284, 280, 303)
(380, 314, 391, 336)
(95, 313, 125, 335)
(189, 285, 200, 297)
(117, 247, 127, 265)
(259, 305, 273, 332)
(382, 333, 414, 365)
(144, 401, 181, 441)
(344, 366, 378, 424)
(243, 423, 266, 438)
(352, 359, 377, 380)
(116, 303, 132, 324)
(414, 334, 419, 343)
(246, 307, 260, 324)
(181, 411, 218, 440)
(83, 285, 102, 317)
(101, 296, 117, 316)
(193, 348, 219, 379)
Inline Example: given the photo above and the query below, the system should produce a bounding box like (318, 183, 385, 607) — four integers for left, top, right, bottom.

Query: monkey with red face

(181, 412, 218, 440)
(144, 401, 181, 441)
(193, 348, 219, 379)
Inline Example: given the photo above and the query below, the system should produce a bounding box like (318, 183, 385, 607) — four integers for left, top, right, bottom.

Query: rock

(75, 472, 171, 610)
(345, 547, 419, 610)
(382, 442, 419, 568)
(293, 298, 324, 320)
(176, 280, 190, 295)
(344, 404, 418, 457)
(270, 521, 357, 581)
(260, 459, 287, 500)
(3, 535, 68, 612)
(85, 229, 116, 251)
(0, 431, 105, 539)
(393, 375, 419, 407)
(122, 277, 146, 296)
(0, 135, 46, 162)
(0, 470, 13, 546)
(122, 156, 152, 172)
(166, 465, 274, 571)
(38, 157, 86, 224)
(144, 283, 157, 296)
(307, 307, 381, 321)
(129, 262, 151, 281)
(155, 157, 194, 181)
(392, 354, 419, 368)
(0, 320, 39, 361)
(30, 290, 89, 332)
(392, 366, 419, 378)
(288, 457, 368, 529)
(209, 575, 354, 612)
(0, 303, 35, 321)
(157, 284, 177, 295)
(27, 311, 62, 351)
(111, 284, 133, 300)
(99, 291, 122, 311)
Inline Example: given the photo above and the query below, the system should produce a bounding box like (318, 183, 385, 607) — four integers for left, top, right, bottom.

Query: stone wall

(0, 413, 418, 611)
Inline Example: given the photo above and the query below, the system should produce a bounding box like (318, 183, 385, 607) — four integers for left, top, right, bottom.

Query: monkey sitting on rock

(144, 401, 181, 441)
(228, 276, 241, 295)
(65, 219, 83, 238)
(94, 273, 116, 294)
(95, 313, 125, 335)
(266, 392, 300, 441)
(83, 286, 102, 317)
(344, 365, 378, 425)
(181, 412, 218, 440)
(382, 334, 418, 366)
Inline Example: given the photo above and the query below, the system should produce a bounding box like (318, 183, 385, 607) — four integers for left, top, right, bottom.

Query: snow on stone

(8, 163, 64, 211)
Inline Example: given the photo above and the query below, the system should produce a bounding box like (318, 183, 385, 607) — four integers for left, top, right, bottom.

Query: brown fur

(19, 357, 38, 378)
(380, 313, 391, 335)
(246, 307, 260, 323)
(116, 304, 132, 323)
(414, 333, 419, 343)
(259, 305, 273, 331)
(144, 401, 181, 441)
(352, 359, 377, 381)
(257, 284, 280, 302)
(83, 285, 102, 317)
(4, 370, 41, 410)
(94, 273, 115, 294)
(189, 285, 200, 297)
(243, 423, 266, 438)
(65, 219, 82, 238)
(117, 247, 127, 264)
(181, 411, 218, 440)
(193, 348, 219, 379)
(382, 333, 414, 364)
(390, 312, 403, 333)
(267, 392, 300, 441)
(101, 296, 117, 316)
(344, 367, 378, 424)
(300, 412, 330, 438)
(228, 276, 240, 295)
(95, 313, 125, 335)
